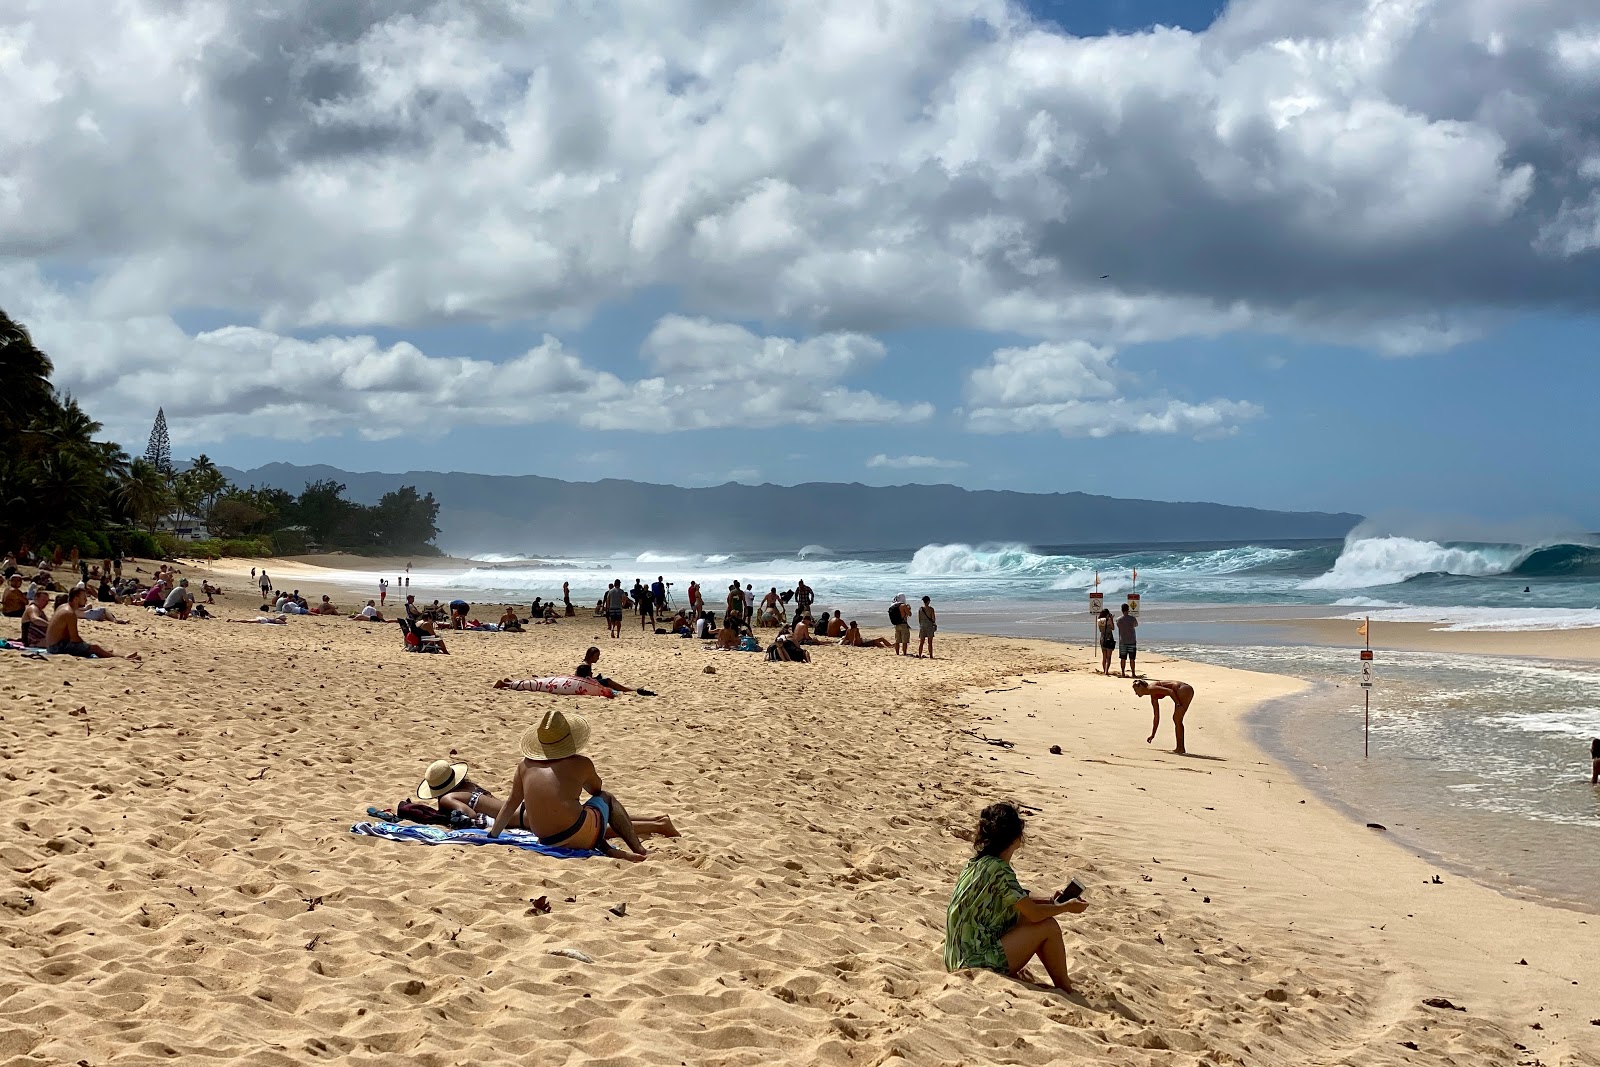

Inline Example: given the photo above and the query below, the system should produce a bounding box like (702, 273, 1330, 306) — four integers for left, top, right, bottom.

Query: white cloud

(2, 267, 929, 443)
(964, 341, 1261, 438)
(866, 454, 969, 469)
(1, 0, 1596, 359)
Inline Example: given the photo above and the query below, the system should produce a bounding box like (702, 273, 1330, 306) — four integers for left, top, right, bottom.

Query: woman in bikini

(417, 760, 505, 824)
(842, 621, 892, 648)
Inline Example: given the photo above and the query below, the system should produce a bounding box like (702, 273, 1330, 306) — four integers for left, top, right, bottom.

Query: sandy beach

(2, 559, 1597, 1066)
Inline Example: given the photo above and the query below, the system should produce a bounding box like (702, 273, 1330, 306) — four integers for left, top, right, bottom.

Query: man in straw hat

(488, 709, 677, 860)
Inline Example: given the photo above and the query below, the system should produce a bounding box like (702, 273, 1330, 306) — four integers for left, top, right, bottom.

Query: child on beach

(945, 801, 1088, 992)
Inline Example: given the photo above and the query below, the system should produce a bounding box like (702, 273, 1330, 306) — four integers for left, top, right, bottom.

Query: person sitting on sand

(488, 709, 678, 860)
(945, 800, 1088, 992)
(2, 574, 26, 618)
(767, 626, 812, 662)
(350, 599, 386, 622)
(498, 606, 524, 632)
(571, 645, 656, 695)
(417, 759, 504, 825)
(712, 622, 739, 650)
(1132, 679, 1195, 755)
(20, 589, 51, 646)
(310, 595, 340, 616)
(43, 586, 140, 660)
(827, 610, 846, 638)
(842, 621, 892, 648)
(160, 577, 194, 620)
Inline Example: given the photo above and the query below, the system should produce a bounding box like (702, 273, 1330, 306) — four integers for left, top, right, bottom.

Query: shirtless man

(1133, 679, 1194, 755)
(488, 710, 677, 860)
(44, 586, 140, 660)
(1, 574, 26, 617)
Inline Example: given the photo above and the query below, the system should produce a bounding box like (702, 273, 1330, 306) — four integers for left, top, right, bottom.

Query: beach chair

(397, 618, 447, 654)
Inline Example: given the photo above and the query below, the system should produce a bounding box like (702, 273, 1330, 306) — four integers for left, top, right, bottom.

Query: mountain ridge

(219, 462, 1363, 554)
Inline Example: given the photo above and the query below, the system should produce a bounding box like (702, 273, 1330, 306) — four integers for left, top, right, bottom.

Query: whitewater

(369, 532, 1600, 632)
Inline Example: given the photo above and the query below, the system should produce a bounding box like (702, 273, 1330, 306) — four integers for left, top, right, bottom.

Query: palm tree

(119, 459, 171, 532)
(186, 454, 229, 525)
(0, 308, 55, 432)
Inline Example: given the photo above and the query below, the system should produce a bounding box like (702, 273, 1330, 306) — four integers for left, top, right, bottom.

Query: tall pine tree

(143, 408, 171, 475)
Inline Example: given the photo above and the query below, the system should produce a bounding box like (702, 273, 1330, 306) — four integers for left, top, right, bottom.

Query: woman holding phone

(944, 801, 1089, 992)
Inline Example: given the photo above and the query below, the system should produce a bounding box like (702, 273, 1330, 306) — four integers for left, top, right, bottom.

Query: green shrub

(270, 529, 309, 556)
(118, 530, 162, 559)
(219, 538, 272, 558)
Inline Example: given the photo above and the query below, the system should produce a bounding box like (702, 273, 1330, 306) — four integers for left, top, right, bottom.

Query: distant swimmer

(1133, 679, 1194, 755)
(1591, 737, 1598, 786)
(1524, 586, 1531, 593)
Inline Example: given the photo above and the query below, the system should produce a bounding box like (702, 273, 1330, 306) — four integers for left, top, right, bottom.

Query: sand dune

(1, 570, 1596, 1065)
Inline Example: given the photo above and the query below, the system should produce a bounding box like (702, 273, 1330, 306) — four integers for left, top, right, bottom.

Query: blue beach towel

(348, 821, 598, 859)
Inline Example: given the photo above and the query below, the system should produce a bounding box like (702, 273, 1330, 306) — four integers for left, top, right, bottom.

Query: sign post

(1359, 631, 1373, 758)
(1088, 590, 1103, 659)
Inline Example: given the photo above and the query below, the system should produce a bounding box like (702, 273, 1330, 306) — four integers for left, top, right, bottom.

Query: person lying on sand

(231, 614, 289, 625)
(1133, 679, 1195, 755)
(842, 621, 892, 648)
(417, 759, 504, 824)
(79, 602, 129, 624)
(572, 646, 656, 695)
(945, 800, 1088, 992)
(488, 710, 678, 860)
(350, 600, 387, 622)
(43, 586, 141, 660)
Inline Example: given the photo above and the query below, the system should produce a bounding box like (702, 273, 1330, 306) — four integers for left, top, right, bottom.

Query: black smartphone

(1054, 878, 1084, 904)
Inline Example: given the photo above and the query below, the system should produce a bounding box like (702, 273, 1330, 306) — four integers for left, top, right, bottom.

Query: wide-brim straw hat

(416, 759, 468, 799)
(520, 710, 591, 761)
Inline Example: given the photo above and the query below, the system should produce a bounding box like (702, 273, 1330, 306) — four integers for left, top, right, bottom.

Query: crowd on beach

(14, 542, 1600, 1002)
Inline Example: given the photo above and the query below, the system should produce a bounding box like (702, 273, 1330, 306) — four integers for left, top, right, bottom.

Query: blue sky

(7, 0, 1600, 527)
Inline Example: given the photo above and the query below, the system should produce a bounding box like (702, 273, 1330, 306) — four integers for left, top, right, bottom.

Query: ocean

(336, 532, 1600, 910)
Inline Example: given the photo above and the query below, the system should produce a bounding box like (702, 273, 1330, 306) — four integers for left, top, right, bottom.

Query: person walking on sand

(917, 595, 938, 658)
(258, 570, 271, 601)
(1133, 679, 1195, 755)
(488, 709, 678, 860)
(1096, 608, 1116, 675)
(890, 594, 912, 655)
(945, 801, 1088, 992)
(1115, 603, 1138, 677)
(603, 580, 628, 638)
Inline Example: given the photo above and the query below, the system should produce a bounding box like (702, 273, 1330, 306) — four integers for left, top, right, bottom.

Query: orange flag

(1357, 620, 1368, 638)
(1131, 568, 1138, 585)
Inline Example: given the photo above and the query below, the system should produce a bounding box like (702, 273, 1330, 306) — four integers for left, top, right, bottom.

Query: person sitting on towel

(498, 606, 525, 632)
(43, 586, 140, 660)
(488, 710, 678, 859)
(572, 645, 633, 692)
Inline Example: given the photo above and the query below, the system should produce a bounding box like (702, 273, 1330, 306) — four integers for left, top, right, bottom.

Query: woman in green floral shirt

(944, 801, 1088, 991)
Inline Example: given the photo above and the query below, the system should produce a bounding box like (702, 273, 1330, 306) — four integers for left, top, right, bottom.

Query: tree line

(0, 307, 441, 559)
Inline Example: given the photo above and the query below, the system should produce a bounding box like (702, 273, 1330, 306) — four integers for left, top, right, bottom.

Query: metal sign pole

(1360, 619, 1373, 759)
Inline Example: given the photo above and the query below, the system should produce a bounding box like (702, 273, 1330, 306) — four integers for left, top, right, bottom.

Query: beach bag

(396, 800, 450, 825)
(887, 606, 900, 625)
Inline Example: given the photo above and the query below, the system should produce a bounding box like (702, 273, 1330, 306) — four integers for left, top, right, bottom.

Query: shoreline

(966, 651, 1600, 1059)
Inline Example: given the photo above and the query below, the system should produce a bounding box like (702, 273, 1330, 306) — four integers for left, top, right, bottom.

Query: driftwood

(958, 728, 1015, 749)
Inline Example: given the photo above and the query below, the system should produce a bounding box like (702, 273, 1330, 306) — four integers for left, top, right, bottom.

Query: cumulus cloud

(867, 454, 969, 470)
(964, 341, 1261, 438)
(2, 268, 926, 443)
(2, 0, 1597, 351)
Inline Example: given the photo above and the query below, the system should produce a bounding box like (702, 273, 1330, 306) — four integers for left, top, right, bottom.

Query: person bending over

(945, 800, 1087, 992)
(1133, 679, 1195, 755)
(44, 586, 140, 660)
(488, 710, 677, 860)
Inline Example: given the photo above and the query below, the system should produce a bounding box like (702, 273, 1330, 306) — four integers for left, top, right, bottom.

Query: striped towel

(349, 821, 597, 858)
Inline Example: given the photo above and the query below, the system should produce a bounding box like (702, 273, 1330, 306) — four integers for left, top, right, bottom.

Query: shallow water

(1165, 642, 1600, 912)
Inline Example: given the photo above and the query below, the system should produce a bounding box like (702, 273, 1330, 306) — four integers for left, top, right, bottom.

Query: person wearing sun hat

(487, 709, 678, 859)
(416, 759, 503, 823)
